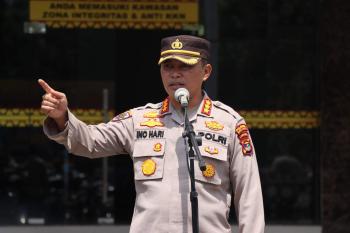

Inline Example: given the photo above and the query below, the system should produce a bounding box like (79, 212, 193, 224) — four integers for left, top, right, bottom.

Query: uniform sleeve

(229, 118, 265, 233)
(43, 109, 134, 158)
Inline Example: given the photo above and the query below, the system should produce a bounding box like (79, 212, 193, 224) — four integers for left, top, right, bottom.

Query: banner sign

(0, 109, 319, 129)
(29, 0, 198, 29)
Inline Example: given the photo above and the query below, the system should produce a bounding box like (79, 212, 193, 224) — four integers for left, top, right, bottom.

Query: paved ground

(0, 225, 321, 233)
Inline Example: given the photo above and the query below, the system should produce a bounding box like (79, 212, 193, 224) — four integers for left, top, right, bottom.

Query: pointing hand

(38, 79, 68, 128)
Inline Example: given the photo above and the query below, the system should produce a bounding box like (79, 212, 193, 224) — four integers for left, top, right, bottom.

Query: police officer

(39, 35, 265, 233)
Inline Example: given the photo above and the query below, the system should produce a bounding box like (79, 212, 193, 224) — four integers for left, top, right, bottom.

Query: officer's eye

(180, 64, 192, 70)
(162, 63, 173, 70)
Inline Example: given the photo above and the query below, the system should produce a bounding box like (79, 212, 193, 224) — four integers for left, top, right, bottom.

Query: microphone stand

(182, 104, 206, 233)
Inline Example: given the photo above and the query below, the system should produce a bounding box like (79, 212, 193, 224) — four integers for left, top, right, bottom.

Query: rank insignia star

(140, 118, 164, 128)
(201, 98, 212, 116)
(205, 121, 224, 131)
(204, 146, 219, 155)
(153, 143, 162, 152)
(160, 98, 170, 114)
(202, 163, 215, 178)
(142, 159, 156, 176)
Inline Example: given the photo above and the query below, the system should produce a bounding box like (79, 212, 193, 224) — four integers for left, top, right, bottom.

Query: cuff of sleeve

(43, 116, 68, 141)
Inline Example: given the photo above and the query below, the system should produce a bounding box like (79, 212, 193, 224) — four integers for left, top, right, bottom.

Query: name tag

(136, 130, 165, 139)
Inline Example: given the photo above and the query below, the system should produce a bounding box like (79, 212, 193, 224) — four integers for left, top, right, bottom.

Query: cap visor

(158, 55, 200, 65)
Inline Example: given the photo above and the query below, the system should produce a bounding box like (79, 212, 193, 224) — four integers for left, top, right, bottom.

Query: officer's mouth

(169, 82, 185, 90)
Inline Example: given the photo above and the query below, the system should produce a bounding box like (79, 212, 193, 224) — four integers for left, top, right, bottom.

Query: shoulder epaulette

(145, 102, 162, 109)
(212, 101, 241, 119)
(135, 102, 162, 110)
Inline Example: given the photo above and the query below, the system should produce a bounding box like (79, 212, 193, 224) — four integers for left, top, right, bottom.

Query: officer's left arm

(229, 119, 265, 233)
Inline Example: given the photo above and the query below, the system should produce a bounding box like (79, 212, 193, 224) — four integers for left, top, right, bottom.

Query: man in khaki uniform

(39, 35, 264, 233)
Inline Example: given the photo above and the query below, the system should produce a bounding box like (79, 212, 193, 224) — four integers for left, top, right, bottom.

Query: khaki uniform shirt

(44, 94, 265, 233)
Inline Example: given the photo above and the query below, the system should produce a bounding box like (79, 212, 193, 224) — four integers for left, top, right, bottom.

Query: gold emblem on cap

(205, 121, 224, 131)
(171, 39, 183, 49)
(140, 119, 164, 128)
(142, 159, 156, 176)
(204, 146, 219, 155)
(153, 143, 162, 152)
(202, 163, 215, 178)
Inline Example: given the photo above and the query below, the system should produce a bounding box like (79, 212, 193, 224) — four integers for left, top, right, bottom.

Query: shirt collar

(158, 92, 213, 125)
(198, 91, 213, 118)
(159, 97, 171, 117)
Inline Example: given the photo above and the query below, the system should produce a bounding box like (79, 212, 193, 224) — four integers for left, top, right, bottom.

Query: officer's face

(160, 59, 212, 107)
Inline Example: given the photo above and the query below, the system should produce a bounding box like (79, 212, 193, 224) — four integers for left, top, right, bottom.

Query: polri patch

(235, 123, 253, 156)
(198, 132, 227, 146)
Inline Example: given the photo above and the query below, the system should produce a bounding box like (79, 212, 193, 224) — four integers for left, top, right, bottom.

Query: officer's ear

(203, 63, 212, 82)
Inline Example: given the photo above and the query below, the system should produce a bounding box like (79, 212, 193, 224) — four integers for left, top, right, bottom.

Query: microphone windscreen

(174, 88, 189, 102)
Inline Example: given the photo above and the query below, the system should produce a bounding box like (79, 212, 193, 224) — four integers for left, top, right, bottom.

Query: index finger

(38, 79, 65, 98)
(38, 79, 54, 94)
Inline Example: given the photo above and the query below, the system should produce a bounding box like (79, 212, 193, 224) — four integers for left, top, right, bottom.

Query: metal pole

(189, 145, 199, 233)
(102, 89, 109, 204)
(63, 149, 69, 204)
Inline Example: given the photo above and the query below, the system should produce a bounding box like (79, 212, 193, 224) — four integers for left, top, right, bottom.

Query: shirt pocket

(194, 141, 228, 185)
(133, 139, 166, 181)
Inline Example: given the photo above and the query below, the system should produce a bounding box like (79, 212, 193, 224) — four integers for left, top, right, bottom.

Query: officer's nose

(170, 69, 181, 79)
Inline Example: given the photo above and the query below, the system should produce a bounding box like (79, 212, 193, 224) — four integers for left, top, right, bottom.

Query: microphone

(174, 88, 189, 107)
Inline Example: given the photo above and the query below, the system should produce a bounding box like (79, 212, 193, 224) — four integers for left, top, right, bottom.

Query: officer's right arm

(39, 79, 133, 157)
(43, 110, 134, 157)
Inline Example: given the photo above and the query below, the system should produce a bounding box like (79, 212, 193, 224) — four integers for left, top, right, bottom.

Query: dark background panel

(218, 0, 318, 110)
(252, 129, 319, 223)
(0, 0, 321, 226)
